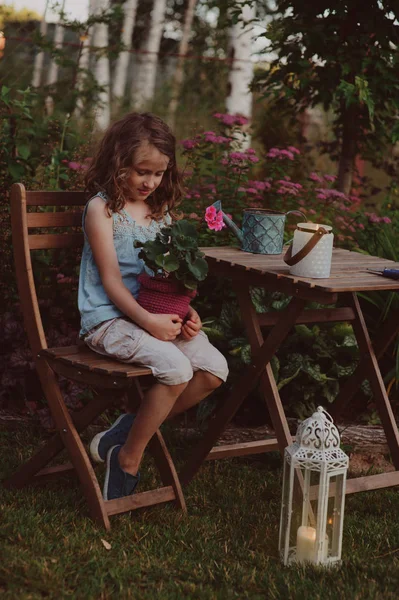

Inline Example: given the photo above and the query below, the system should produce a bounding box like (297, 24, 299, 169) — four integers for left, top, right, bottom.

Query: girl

(79, 112, 228, 501)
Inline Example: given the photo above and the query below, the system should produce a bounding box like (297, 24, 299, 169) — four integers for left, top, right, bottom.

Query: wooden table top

(202, 246, 399, 294)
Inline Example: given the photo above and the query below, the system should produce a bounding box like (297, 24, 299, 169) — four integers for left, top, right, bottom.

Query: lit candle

(296, 526, 316, 562)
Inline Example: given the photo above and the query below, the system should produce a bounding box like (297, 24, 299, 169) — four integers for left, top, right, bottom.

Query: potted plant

(135, 219, 208, 319)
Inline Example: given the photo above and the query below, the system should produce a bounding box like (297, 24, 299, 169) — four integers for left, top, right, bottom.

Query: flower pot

(137, 273, 197, 320)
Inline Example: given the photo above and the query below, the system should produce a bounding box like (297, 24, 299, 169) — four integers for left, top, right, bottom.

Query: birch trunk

(131, 0, 167, 109)
(32, 0, 49, 88)
(226, 3, 256, 148)
(167, 0, 197, 127)
(113, 0, 139, 102)
(45, 0, 66, 115)
(74, 0, 97, 118)
(93, 0, 111, 130)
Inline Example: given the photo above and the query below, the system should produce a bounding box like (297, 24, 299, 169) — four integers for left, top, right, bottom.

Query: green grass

(1, 426, 399, 599)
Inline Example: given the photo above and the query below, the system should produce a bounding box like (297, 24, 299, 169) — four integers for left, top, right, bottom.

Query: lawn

(1, 425, 399, 599)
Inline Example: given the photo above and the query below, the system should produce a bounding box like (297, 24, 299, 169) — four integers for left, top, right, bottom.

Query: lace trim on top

(94, 191, 169, 243)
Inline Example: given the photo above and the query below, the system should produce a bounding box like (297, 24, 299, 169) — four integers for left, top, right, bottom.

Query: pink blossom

(266, 147, 297, 161)
(357, 223, 365, 230)
(182, 139, 196, 150)
(68, 161, 88, 171)
(324, 174, 337, 182)
(309, 209, 316, 215)
(309, 172, 323, 182)
(205, 206, 226, 231)
(382, 216, 392, 224)
(287, 146, 300, 154)
(213, 113, 249, 126)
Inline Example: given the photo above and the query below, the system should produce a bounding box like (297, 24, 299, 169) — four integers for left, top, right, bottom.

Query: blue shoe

(103, 445, 140, 501)
(90, 413, 136, 463)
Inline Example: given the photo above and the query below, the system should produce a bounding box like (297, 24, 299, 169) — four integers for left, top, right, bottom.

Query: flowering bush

(180, 112, 379, 248)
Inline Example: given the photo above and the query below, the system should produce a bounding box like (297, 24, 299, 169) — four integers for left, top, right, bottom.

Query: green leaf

(155, 253, 179, 272)
(17, 145, 30, 160)
(8, 161, 25, 180)
(186, 256, 208, 281)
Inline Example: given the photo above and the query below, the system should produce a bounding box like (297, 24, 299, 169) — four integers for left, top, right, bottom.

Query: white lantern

(279, 406, 349, 566)
(289, 223, 334, 278)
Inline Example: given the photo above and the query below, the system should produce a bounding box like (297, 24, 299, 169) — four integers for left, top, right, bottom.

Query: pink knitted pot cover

(137, 273, 197, 320)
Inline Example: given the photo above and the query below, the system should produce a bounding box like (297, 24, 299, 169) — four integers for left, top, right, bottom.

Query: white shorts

(84, 317, 229, 386)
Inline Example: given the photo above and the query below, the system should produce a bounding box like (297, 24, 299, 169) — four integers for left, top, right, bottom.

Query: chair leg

(148, 431, 187, 512)
(4, 389, 118, 489)
(21, 361, 111, 529)
(127, 381, 187, 512)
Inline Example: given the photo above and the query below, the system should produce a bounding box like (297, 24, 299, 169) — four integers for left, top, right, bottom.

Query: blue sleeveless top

(78, 192, 171, 336)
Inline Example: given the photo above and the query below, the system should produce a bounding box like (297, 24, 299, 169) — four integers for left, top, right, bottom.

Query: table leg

(179, 295, 306, 485)
(332, 305, 399, 422)
(233, 283, 296, 452)
(346, 293, 399, 469)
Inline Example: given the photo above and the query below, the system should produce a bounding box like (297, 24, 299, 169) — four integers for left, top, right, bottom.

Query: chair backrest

(10, 183, 87, 356)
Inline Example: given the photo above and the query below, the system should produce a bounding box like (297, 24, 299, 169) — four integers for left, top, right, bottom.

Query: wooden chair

(3, 183, 186, 530)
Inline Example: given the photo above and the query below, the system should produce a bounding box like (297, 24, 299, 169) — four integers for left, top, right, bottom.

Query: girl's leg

(118, 381, 187, 475)
(167, 371, 222, 419)
(167, 330, 229, 418)
(85, 317, 195, 478)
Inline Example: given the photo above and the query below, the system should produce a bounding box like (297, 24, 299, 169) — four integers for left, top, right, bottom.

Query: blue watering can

(212, 201, 307, 255)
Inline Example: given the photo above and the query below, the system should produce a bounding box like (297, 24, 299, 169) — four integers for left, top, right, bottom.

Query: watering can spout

(211, 201, 243, 243)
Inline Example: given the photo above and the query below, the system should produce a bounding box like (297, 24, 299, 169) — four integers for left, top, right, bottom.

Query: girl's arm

(85, 197, 182, 341)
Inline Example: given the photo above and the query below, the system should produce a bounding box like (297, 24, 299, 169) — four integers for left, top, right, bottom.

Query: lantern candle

(296, 526, 316, 562)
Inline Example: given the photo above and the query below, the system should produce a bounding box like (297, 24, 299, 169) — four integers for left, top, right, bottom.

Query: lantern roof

(287, 406, 349, 469)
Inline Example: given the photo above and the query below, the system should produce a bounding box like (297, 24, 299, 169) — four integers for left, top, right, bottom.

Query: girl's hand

(146, 313, 182, 341)
(181, 307, 202, 340)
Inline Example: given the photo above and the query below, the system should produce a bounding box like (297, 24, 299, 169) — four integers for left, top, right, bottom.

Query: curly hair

(85, 112, 183, 219)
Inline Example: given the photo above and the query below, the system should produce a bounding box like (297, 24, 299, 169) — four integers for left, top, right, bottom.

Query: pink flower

(287, 146, 300, 154)
(324, 174, 337, 182)
(309, 172, 323, 182)
(68, 161, 87, 170)
(205, 206, 226, 231)
(182, 139, 196, 150)
(382, 216, 392, 224)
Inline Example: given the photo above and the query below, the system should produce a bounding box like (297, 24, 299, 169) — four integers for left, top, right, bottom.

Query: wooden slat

(28, 233, 84, 250)
(310, 471, 399, 500)
(40, 347, 152, 377)
(26, 191, 86, 206)
(206, 439, 279, 460)
(27, 211, 83, 228)
(105, 486, 176, 516)
(258, 307, 355, 327)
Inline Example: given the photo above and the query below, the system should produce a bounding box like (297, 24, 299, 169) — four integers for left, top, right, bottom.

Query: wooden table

(180, 247, 399, 497)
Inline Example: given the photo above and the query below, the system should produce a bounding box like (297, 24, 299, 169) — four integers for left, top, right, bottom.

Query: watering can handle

(284, 227, 330, 267)
(285, 210, 308, 221)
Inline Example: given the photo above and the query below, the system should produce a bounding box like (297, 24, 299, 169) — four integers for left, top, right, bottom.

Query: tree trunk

(113, 0, 139, 102)
(93, 0, 111, 130)
(32, 0, 49, 88)
(131, 0, 167, 109)
(336, 104, 358, 194)
(74, 0, 98, 118)
(225, 3, 256, 149)
(45, 0, 66, 116)
(167, 0, 198, 128)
